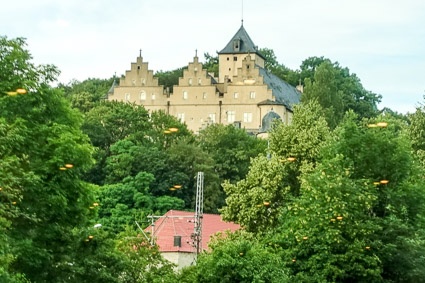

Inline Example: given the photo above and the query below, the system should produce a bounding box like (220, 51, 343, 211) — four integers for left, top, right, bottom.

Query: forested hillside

(1, 36, 424, 282)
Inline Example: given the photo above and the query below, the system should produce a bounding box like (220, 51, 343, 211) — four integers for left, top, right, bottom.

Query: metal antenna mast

(193, 172, 204, 258)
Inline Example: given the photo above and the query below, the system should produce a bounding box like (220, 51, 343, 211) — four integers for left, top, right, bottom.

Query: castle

(106, 24, 301, 135)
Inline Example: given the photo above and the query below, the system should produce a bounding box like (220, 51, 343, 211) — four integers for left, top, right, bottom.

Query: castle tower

(217, 24, 265, 83)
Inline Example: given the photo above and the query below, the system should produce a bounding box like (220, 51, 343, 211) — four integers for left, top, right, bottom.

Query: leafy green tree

(0, 36, 97, 281)
(154, 67, 185, 93)
(221, 155, 292, 233)
(167, 139, 222, 212)
(221, 101, 331, 233)
(272, 154, 383, 282)
(202, 52, 218, 78)
(105, 139, 182, 196)
(198, 124, 267, 183)
(69, 91, 97, 113)
(115, 228, 177, 282)
(147, 110, 193, 150)
(271, 112, 425, 281)
(408, 102, 425, 166)
(98, 172, 184, 233)
(59, 77, 115, 101)
(195, 230, 288, 282)
(302, 61, 345, 128)
(82, 100, 150, 150)
(81, 100, 150, 185)
(0, 119, 35, 282)
(300, 57, 381, 123)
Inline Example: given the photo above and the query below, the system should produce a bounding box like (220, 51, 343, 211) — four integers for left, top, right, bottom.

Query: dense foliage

(2, 36, 423, 282)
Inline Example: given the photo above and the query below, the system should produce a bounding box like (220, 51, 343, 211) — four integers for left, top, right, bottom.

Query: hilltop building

(106, 24, 301, 134)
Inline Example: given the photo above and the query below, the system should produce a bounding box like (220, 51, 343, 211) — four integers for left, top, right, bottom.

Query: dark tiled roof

(218, 25, 265, 59)
(208, 74, 217, 84)
(259, 67, 301, 111)
(108, 79, 118, 94)
(103, 79, 118, 99)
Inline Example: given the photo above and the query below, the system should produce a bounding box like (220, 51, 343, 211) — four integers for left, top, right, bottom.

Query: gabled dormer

(218, 25, 265, 83)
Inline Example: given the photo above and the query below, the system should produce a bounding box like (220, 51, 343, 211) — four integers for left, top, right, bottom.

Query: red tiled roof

(145, 210, 240, 252)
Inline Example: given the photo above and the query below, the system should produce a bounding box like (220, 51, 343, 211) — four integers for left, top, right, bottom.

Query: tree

(166, 139, 222, 213)
(408, 102, 425, 166)
(98, 172, 184, 233)
(0, 36, 97, 281)
(221, 101, 331, 233)
(82, 100, 150, 150)
(154, 67, 185, 93)
(300, 57, 381, 123)
(81, 100, 150, 185)
(272, 154, 383, 282)
(59, 77, 115, 101)
(195, 230, 288, 282)
(198, 124, 267, 183)
(301, 61, 345, 128)
(202, 52, 218, 78)
(221, 155, 292, 233)
(271, 112, 425, 281)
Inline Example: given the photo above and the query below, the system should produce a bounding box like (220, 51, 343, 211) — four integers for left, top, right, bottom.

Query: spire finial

(195, 49, 198, 57)
(139, 49, 142, 57)
(241, 0, 244, 26)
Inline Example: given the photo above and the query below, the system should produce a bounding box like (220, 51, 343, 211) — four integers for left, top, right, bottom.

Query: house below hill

(144, 210, 239, 269)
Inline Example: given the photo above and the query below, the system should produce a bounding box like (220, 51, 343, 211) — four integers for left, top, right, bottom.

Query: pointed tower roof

(103, 78, 118, 99)
(218, 25, 265, 59)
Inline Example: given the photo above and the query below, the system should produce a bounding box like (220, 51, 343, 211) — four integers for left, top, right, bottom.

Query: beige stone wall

(219, 53, 263, 83)
(161, 252, 195, 270)
(120, 56, 159, 87)
(108, 54, 292, 134)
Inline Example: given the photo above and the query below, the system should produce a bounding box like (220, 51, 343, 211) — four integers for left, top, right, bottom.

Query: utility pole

(193, 172, 204, 259)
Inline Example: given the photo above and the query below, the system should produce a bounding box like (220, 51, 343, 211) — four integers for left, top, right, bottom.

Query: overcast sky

(2, 0, 424, 113)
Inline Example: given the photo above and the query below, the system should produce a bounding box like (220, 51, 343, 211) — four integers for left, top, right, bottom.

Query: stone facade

(107, 25, 301, 134)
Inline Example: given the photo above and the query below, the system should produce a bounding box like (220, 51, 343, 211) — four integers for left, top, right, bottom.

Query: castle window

(188, 78, 192, 86)
(125, 93, 130, 101)
(247, 65, 250, 69)
(177, 113, 185, 123)
(141, 78, 146, 86)
(137, 65, 141, 70)
(250, 91, 256, 99)
(233, 39, 240, 51)
(233, 56, 237, 61)
(243, 112, 252, 123)
(227, 111, 235, 123)
(234, 92, 238, 99)
(198, 78, 202, 85)
(183, 91, 188, 100)
(208, 113, 216, 123)
(229, 68, 231, 71)
(140, 92, 146, 100)
(203, 92, 207, 99)
(227, 57, 230, 61)
(151, 93, 156, 100)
